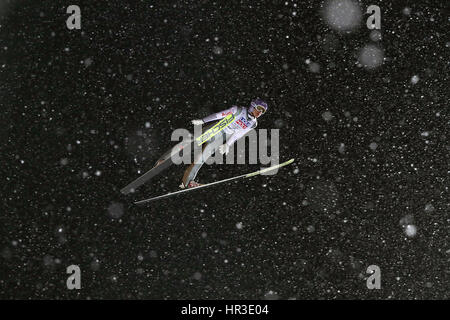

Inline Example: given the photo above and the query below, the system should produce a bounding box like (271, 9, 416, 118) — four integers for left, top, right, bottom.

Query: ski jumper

(182, 106, 257, 186)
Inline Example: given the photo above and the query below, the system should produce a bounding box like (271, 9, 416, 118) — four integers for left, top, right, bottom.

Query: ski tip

(279, 158, 294, 167)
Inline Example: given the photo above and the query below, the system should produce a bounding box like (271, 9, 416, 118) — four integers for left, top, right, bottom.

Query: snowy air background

(0, 0, 448, 299)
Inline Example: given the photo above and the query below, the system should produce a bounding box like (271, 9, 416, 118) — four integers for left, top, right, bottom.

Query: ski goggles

(254, 104, 267, 114)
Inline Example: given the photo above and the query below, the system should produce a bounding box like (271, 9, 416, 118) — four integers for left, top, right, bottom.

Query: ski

(120, 139, 193, 195)
(134, 158, 295, 204)
(121, 120, 223, 195)
(195, 113, 235, 146)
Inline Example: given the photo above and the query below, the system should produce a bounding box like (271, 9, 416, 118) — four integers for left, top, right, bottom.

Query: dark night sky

(0, 0, 448, 299)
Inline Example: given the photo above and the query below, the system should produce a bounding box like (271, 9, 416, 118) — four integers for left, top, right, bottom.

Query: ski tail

(120, 138, 193, 195)
(120, 158, 173, 195)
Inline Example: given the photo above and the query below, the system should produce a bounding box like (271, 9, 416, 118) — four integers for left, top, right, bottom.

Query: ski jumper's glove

(191, 119, 204, 125)
(219, 144, 230, 155)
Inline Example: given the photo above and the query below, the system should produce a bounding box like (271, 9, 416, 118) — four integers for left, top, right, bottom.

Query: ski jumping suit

(182, 106, 258, 186)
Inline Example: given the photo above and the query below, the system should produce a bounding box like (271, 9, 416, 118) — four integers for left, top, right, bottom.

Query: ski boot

(179, 181, 203, 189)
(153, 159, 165, 168)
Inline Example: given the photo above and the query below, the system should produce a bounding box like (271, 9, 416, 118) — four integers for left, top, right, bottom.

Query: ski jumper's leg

(181, 145, 206, 185)
(182, 131, 224, 186)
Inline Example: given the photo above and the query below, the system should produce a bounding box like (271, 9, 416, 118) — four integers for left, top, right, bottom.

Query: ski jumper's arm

(202, 106, 238, 123)
(226, 126, 254, 146)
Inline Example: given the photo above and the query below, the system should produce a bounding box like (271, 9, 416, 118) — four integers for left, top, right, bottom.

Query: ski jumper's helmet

(249, 98, 268, 115)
